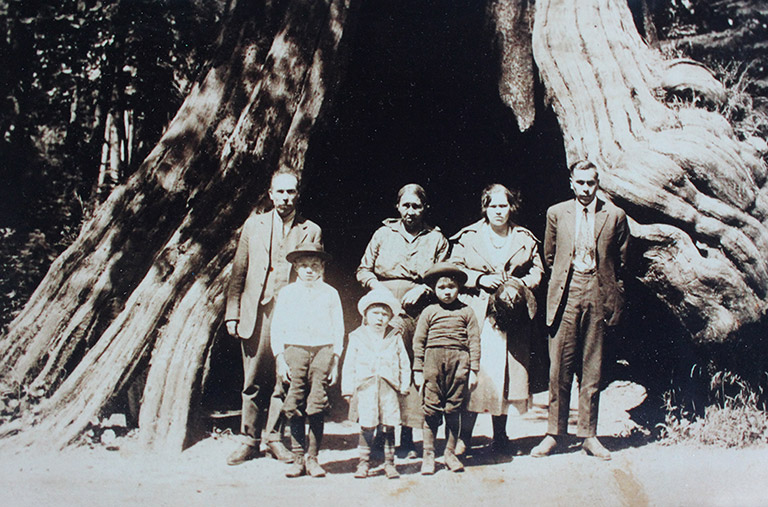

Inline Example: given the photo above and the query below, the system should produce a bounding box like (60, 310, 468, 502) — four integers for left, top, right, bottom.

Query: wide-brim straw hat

(357, 289, 402, 317)
(286, 242, 331, 263)
(423, 261, 468, 286)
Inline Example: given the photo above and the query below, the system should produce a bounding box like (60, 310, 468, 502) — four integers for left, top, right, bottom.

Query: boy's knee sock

(400, 426, 414, 448)
(359, 427, 374, 462)
(445, 413, 460, 453)
(307, 413, 324, 458)
(383, 426, 396, 464)
(422, 416, 440, 453)
(289, 416, 306, 456)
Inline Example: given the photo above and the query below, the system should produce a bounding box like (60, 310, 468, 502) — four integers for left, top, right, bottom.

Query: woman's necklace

(488, 226, 510, 249)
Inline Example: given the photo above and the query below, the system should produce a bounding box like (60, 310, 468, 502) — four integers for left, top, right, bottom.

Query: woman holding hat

(356, 183, 449, 456)
(342, 290, 411, 479)
(450, 183, 544, 453)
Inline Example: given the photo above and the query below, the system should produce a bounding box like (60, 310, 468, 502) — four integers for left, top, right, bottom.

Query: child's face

(434, 276, 459, 305)
(365, 304, 393, 331)
(293, 256, 325, 282)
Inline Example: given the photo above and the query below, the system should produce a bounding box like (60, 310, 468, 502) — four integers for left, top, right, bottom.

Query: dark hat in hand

(423, 262, 468, 287)
(286, 242, 331, 263)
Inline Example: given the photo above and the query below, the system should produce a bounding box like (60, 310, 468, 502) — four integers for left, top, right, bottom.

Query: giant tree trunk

(2, 0, 767, 452)
(0, 0, 353, 451)
(531, 0, 768, 342)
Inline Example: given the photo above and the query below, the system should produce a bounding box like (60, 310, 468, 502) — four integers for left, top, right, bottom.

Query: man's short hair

(270, 168, 300, 188)
(568, 160, 599, 177)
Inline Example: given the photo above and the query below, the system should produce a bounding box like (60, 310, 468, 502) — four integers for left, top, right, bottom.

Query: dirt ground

(1, 382, 767, 507)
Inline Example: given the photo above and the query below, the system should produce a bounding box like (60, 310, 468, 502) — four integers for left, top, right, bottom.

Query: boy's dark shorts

(422, 347, 470, 417)
(282, 344, 335, 418)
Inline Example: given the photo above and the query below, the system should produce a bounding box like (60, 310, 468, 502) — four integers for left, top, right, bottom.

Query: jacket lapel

(566, 200, 576, 254)
(594, 198, 608, 240)
(465, 220, 495, 271)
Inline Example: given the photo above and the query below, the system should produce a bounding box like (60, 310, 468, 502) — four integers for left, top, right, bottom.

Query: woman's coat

(450, 219, 544, 416)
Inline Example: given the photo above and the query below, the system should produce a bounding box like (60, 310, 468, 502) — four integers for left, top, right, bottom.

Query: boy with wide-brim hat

(413, 261, 479, 474)
(270, 241, 344, 478)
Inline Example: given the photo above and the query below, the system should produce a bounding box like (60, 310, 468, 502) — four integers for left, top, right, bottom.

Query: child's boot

(285, 416, 306, 478)
(355, 428, 373, 478)
(421, 420, 437, 475)
(444, 413, 464, 472)
(305, 413, 326, 478)
(456, 410, 476, 456)
(285, 454, 305, 478)
(383, 429, 399, 479)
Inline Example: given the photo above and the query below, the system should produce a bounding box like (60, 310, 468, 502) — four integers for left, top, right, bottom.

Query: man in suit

(224, 170, 322, 465)
(531, 160, 629, 460)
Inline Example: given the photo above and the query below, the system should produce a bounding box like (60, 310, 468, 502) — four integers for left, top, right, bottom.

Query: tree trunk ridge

(532, 0, 768, 341)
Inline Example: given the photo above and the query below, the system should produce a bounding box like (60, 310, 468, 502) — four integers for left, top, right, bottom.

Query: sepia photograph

(1, 0, 767, 505)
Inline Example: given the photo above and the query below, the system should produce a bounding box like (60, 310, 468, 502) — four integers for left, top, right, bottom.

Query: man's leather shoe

(581, 437, 611, 461)
(530, 435, 558, 458)
(226, 443, 260, 466)
(266, 441, 295, 463)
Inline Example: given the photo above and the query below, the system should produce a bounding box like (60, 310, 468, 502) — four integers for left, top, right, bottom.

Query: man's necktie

(575, 206, 594, 270)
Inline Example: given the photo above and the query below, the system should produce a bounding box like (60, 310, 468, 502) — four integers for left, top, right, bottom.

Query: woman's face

(486, 191, 511, 228)
(397, 192, 425, 228)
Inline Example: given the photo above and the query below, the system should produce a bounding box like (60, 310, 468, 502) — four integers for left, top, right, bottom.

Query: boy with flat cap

(413, 262, 480, 475)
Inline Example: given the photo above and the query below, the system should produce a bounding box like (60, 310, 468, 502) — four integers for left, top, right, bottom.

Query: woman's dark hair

(480, 183, 522, 221)
(396, 183, 427, 207)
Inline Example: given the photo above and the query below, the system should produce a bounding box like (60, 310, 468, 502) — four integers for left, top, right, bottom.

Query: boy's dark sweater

(412, 300, 481, 372)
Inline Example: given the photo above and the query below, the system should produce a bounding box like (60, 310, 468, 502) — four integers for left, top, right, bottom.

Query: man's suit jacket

(225, 211, 322, 338)
(544, 196, 628, 327)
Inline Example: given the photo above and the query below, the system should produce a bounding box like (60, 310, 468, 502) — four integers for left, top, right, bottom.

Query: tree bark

(531, 0, 768, 343)
(0, 0, 353, 451)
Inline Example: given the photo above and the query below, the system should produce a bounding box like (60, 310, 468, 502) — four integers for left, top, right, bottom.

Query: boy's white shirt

(270, 278, 344, 357)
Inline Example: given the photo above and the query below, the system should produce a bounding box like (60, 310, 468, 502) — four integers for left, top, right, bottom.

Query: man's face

(269, 173, 299, 218)
(434, 277, 459, 305)
(294, 256, 324, 282)
(570, 167, 599, 206)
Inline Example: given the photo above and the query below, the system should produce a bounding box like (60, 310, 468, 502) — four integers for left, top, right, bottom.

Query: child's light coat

(342, 325, 411, 428)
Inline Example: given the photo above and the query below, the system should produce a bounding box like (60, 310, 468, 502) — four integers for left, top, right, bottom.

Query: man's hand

(413, 371, 424, 389)
(478, 273, 505, 291)
(402, 284, 429, 307)
(328, 356, 339, 386)
(276, 354, 290, 382)
(469, 371, 478, 390)
(225, 320, 239, 337)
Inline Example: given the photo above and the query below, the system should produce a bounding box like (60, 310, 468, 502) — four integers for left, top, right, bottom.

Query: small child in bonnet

(342, 290, 411, 479)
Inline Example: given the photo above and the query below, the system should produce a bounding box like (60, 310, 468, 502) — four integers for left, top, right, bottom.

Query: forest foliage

(0, 0, 225, 330)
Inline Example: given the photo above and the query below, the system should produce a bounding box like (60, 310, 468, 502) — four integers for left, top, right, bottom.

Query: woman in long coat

(356, 183, 449, 457)
(450, 183, 544, 452)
